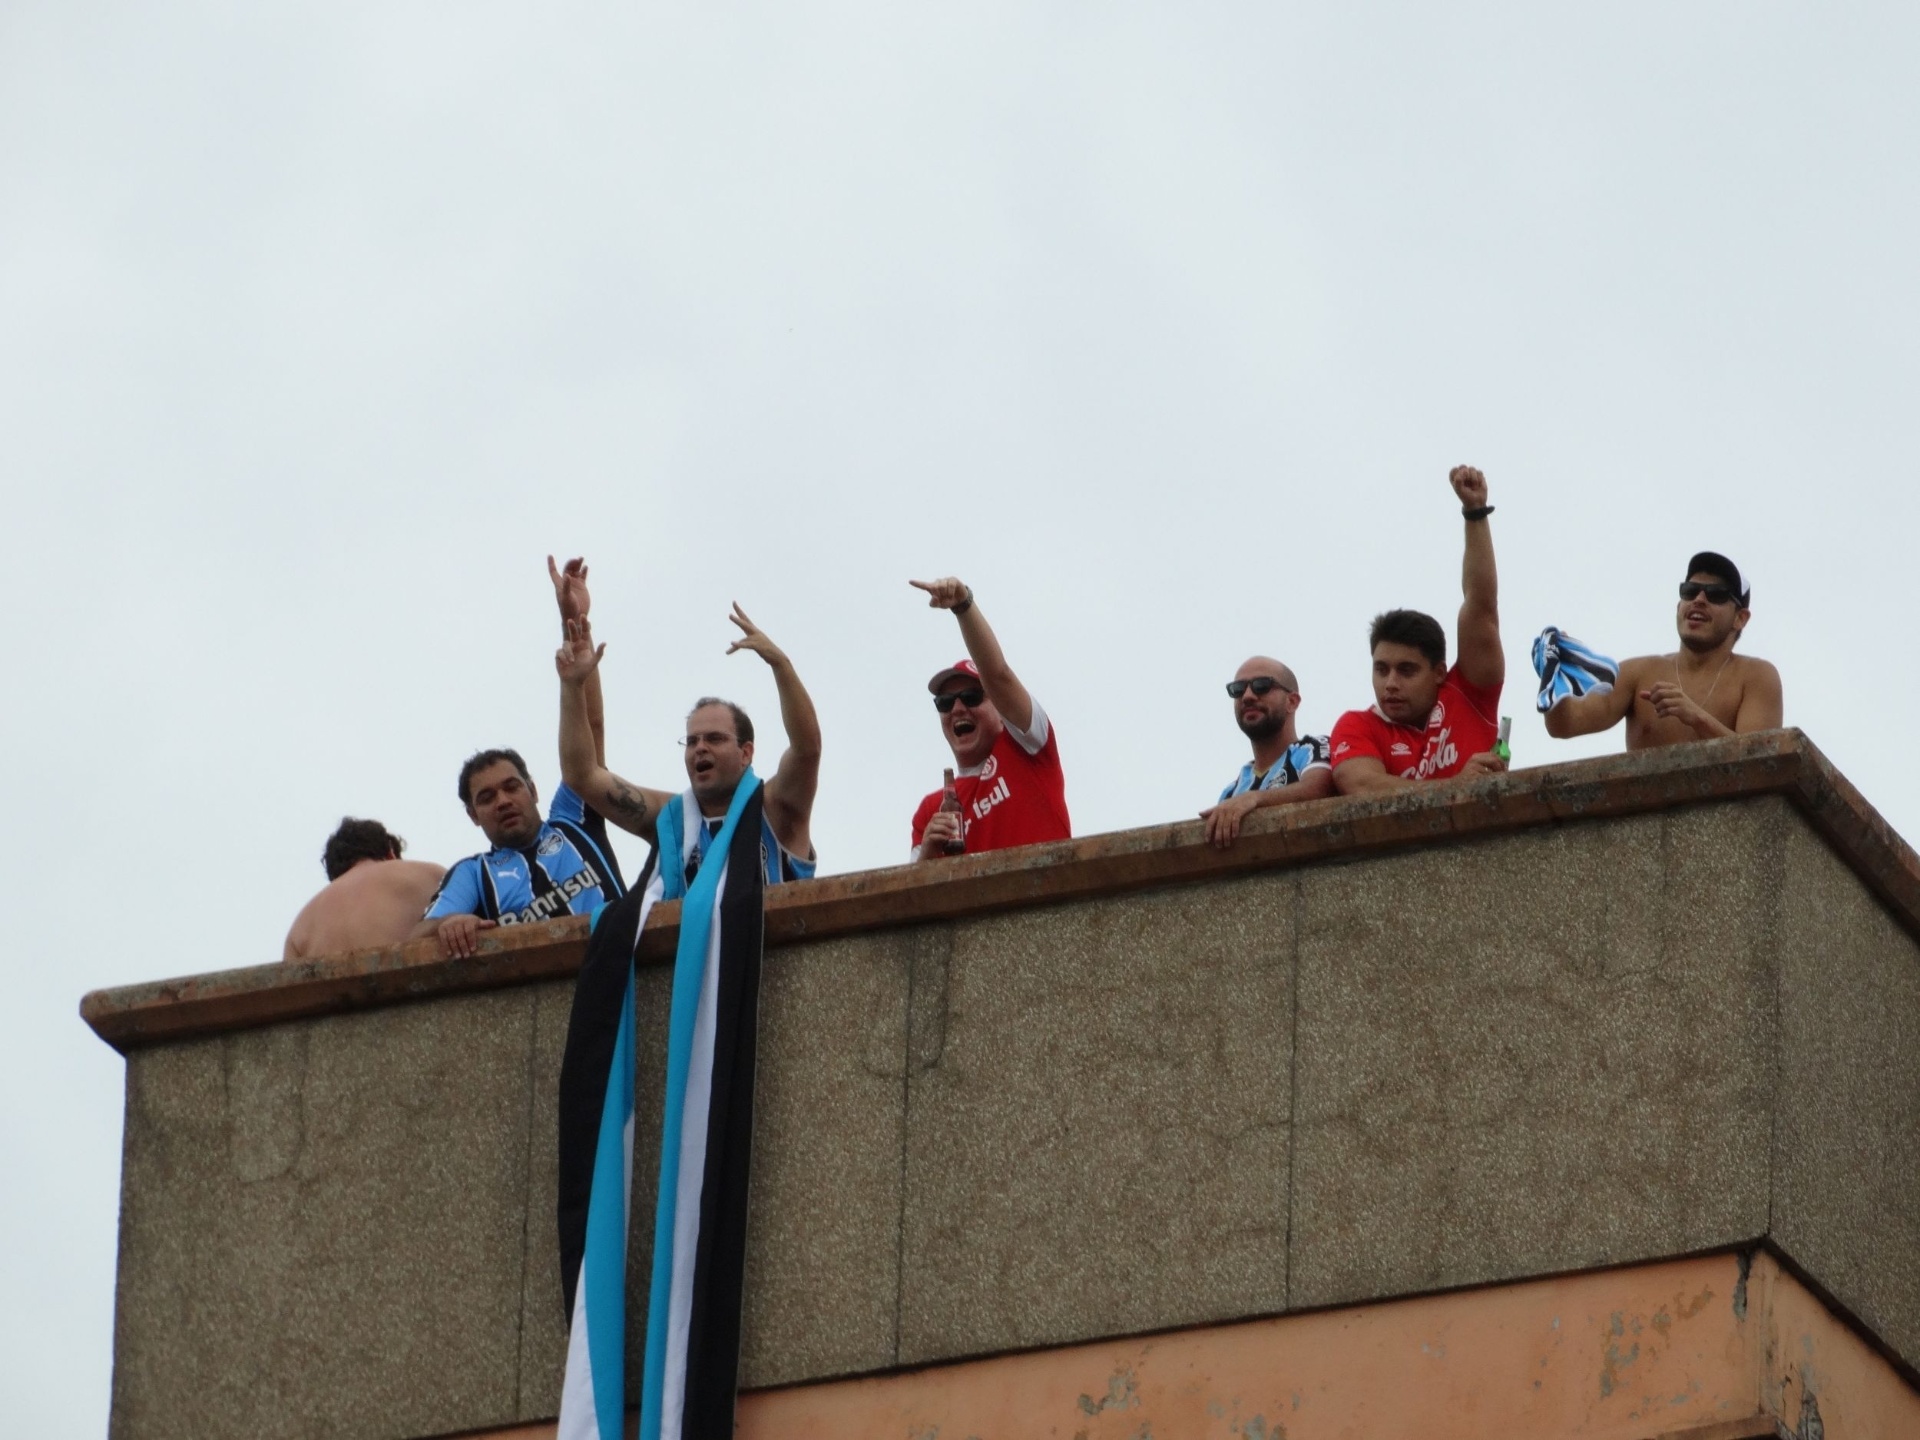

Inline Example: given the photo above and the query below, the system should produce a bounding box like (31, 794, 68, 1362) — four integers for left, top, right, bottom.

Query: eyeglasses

(1225, 677, 1295, 699)
(1678, 582, 1738, 606)
(680, 731, 738, 748)
(933, 688, 987, 713)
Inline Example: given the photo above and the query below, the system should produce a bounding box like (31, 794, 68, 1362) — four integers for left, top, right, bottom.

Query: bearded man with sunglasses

(1199, 659, 1334, 848)
(1542, 552, 1782, 748)
(910, 577, 1071, 861)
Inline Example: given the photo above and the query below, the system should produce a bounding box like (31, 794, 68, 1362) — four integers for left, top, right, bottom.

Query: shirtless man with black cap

(1538, 551, 1783, 748)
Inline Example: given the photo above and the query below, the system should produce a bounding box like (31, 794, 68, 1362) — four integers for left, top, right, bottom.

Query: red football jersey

(911, 703, 1071, 855)
(1329, 671, 1503, 781)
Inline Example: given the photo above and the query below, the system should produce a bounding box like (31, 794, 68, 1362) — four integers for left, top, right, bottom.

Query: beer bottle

(939, 768, 967, 854)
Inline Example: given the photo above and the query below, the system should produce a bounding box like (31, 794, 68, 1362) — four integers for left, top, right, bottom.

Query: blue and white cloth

(655, 792, 814, 899)
(1532, 627, 1619, 714)
(1218, 736, 1331, 802)
(557, 773, 772, 1440)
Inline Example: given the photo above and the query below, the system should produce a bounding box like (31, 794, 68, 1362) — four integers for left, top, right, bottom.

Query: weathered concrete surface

(513, 981, 576, 1422)
(1290, 803, 1778, 1309)
(899, 881, 1294, 1362)
(734, 933, 909, 1387)
(1772, 820, 1920, 1369)
(111, 990, 538, 1440)
(101, 755, 1920, 1438)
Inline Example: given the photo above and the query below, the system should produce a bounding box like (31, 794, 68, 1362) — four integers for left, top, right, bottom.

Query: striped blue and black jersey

(425, 783, 625, 926)
(1218, 736, 1332, 802)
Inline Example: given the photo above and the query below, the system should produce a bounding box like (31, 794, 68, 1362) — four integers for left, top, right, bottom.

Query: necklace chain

(1675, 650, 1734, 708)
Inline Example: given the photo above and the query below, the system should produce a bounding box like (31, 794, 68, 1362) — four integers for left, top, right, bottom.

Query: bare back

(1619, 652, 1781, 750)
(284, 859, 448, 962)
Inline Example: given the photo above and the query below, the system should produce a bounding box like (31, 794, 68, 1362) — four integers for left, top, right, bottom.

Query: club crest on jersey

(537, 831, 565, 857)
(979, 755, 999, 781)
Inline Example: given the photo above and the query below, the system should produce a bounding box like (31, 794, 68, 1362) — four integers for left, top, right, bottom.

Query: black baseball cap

(1685, 551, 1750, 609)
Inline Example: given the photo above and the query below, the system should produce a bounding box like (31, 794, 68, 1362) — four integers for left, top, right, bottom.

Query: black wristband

(1462, 504, 1495, 522)
(952, 587, 974, 616)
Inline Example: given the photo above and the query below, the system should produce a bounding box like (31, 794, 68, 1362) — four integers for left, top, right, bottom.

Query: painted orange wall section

(452, 1252, 1917, 1440)
(1752, 1254, 1920, 1440)
(746, 1256, 1757, 1440)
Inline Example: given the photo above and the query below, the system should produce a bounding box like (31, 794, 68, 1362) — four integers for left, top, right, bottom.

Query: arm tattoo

(607, 783, 652, 825)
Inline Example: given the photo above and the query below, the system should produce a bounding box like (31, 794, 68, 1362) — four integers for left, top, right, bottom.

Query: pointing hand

(909, 577, 971, 610)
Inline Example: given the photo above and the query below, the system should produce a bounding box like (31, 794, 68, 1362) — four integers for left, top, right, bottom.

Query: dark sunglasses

(1678, 581, 1738, 606)
(933, 688, 987, 713)
(1226, 677, 1294, 699)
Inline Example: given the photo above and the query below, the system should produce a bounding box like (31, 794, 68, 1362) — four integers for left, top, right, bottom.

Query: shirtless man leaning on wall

(1538, 551, 1783, 749)
(283, 818, 446, 961)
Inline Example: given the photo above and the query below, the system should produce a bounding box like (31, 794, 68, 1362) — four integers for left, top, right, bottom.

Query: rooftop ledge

(80, 728, 1920, 1054)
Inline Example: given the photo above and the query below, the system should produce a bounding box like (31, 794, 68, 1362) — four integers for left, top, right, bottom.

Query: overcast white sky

(5, 3, 1919, 1431)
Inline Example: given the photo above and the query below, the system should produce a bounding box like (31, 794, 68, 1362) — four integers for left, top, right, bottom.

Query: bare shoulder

(385, 859, 447, 896)
(1735, 654, 1781, 683)
(283, 894, 321, 952)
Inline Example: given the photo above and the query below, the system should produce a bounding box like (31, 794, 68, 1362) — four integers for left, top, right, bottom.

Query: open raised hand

(909, 577, 970, 610)
(547, 555, 592, 624)
(725, 602, 787, 666)
(555, 616, 605, 685)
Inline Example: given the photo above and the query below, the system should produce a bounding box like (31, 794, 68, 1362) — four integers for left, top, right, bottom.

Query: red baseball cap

(926, 658, 981, 694)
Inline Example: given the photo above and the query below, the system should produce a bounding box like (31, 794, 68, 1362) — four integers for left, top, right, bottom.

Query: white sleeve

(1001, 697, 1050, 756)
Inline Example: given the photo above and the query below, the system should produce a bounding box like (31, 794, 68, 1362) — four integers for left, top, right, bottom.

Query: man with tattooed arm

(552, 574, 820, 896)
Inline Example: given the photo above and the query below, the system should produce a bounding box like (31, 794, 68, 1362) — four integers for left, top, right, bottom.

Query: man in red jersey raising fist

(909, 577, 1071, 861)
(1330, 465, 1509, 794)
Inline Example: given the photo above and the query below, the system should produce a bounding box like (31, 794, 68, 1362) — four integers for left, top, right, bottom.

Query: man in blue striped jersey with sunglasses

(1200, 656, 1336, 848)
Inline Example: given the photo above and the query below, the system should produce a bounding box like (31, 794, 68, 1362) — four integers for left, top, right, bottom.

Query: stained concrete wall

(107, 795, 1920, 1440)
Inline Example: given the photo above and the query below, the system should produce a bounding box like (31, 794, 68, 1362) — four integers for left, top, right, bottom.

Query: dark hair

(1369, 609, 1447, 668)
(323, 818, 404, 881)
(458, 747, 533, 807)
(687, 697, 754, 745)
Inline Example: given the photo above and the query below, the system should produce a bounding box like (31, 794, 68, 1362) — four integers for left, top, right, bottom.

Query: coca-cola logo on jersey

(1412, 726, 1458, 779)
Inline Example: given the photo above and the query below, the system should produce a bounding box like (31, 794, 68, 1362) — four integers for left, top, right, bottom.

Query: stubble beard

(1238, 711, 1285, 741)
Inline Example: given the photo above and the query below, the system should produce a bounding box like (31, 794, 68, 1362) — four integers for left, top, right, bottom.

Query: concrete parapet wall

(87, 733, 1920, 1439)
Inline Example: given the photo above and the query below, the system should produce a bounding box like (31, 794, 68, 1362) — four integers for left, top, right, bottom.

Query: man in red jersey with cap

(909, 577, 1071, 860)
(1330, 465, 1509, 793)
